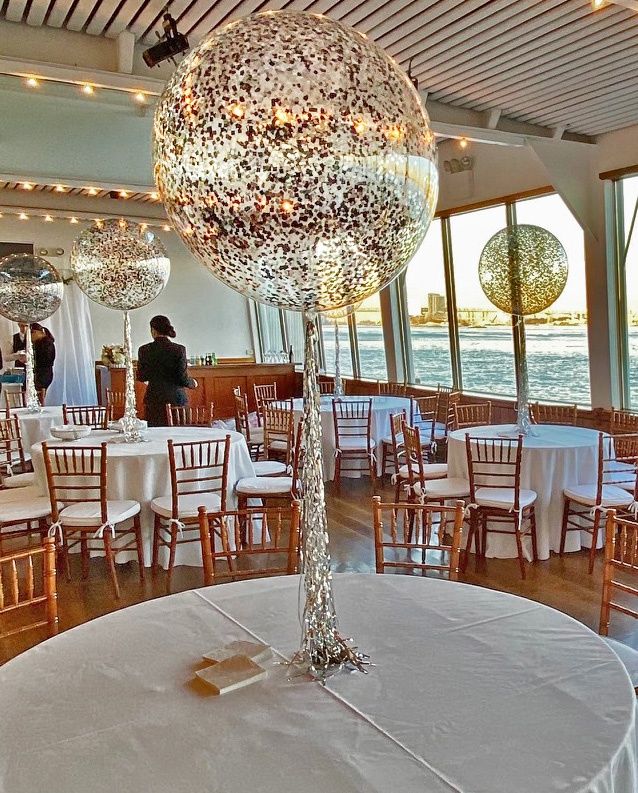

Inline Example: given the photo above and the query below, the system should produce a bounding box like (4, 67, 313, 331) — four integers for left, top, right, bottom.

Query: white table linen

(0, 574, 634, 793)
(11, 405, 63, 451)
(293, 395, 411, 480)
(30, 427, 255, 568)
(448, 423, 602, 559)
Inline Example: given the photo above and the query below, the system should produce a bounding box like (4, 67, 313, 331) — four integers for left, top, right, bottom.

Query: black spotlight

(143, 12, 189, 68)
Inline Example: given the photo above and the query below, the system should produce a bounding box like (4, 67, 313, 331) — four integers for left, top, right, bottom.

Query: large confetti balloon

(0, 254, 63, 322)
(70, 219, 170, 311)
(153, 11, 438, 313)
(479, 224, 568, 316)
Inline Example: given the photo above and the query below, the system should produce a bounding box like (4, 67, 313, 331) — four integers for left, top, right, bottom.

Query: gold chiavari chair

(62, 404, 110, 430)
(233, 392, 263, 461)
(42, 441, 144, 599)
(0, 414, 34, 487)
(151, 437, 231, 591)
(401, 422, 468, 506)
(236, 424, 303, 510)
(464, 434, 537, 580)
(255, 404, 294, 476)
(410, 395, 440, 457)
(453, 401, 492, 431)
(332, 398, 375, 484)
(106, 389, 126, 420)
(599, 509, 638, 691)
(372, 496, 464, 580)
(0, 538, 58, 646)
(610, 409, 638, 435)
(318, 378, 335, 395)
(560, 433, 638, 574)
(253, 383, 277, 426)
(198, 501, 301, 586)
(382, 409, 407, 486)
(378, 381, 407, 397)
(530, 402, 578, 426)
(166, 403, 215, 427)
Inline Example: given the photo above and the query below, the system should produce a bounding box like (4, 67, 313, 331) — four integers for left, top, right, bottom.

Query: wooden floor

(2, 477, 637, 663)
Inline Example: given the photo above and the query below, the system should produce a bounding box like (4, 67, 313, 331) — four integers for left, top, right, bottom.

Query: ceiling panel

(4, 0, 638, 136)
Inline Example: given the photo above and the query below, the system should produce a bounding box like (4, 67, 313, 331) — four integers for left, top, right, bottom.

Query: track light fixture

(143, 12, 189, 68)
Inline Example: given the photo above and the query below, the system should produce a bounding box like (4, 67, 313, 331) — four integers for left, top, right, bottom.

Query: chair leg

(80, 533, 90, 580)
(381, 443, 388, 479)
(589, 508, 601, 575)
(61, 528, 71, 582)
(133, 514, 145, 581)
(369, 451, 376, 485)
(529, 508, 538, 562)
(462, 513, 477, 573)
(103, 531, 120, 599)
(514, 519, 526, 581)
(334, 453, 341, 488)
(166, 522, 179, 593)
(151, 513, 160, 572)
(559, 498, 570, 556)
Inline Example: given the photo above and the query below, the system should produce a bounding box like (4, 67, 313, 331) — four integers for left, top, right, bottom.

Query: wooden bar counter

(97, 362, 298, 420)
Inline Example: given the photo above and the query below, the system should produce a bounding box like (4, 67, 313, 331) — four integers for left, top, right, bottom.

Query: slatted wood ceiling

(2, 0, 637, 136)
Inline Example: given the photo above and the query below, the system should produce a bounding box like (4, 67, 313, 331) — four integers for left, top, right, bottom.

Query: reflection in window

(515, 194, 590, 405)
(404, 219, 452, 386)
(257, 303, 284, 361)
(283, 311, 304, 363)
(354, 293, 387, 380)
(320, 316, 354, 377)
(449, 204, 516, 397)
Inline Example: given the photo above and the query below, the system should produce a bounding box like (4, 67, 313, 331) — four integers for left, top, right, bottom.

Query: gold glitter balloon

(153, 10, 438, 313)
(322, 301, 363, 321)
(479, 224, 568, 316)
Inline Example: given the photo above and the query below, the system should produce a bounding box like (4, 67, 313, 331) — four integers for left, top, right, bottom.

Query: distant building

(417, 292, 447, 323)
(457, 308, 499, 326)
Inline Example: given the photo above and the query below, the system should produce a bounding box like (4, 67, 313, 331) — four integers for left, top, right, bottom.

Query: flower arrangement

(101, 344, 126, 367)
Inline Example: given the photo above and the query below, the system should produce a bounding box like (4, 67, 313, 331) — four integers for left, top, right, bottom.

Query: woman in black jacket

(30, 323, 56, 392)
(136, 315, 197, 427)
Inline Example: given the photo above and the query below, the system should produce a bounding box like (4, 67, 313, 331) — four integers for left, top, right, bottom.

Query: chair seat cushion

(413, 477, 470, 499)
(151, 493, 222, 519)
(603, 637, 638, 686)
(253, 460, 288, 477)
(0, 491, 53, 523)
(268, 439, 289, 452)
(398, 463, 448, 481)
(336, 437, 376, 451)
(2, 471, 35, 488)
(236, 476, 294, 496)
(563, 483, 633, 508)
(475, 487, 537, 510)
(605, 462, 637, 491)
(60, 500, 140, 527)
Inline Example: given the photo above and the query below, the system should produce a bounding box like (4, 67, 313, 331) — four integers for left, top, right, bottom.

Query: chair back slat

(0, 415, 27, 476)
(168, 437, 231, 517)
(254, 383, 277, 425)
(372, 496, 464, 579)
(453, 402, 492, 431)
(332, 398, 372, 442)
(530, 402, 578, 426)
(600, 510, 638, 635)
(62, 404, 109, 430)
(263, 405, 294, 464)
(410, 395, 439, 446)
(465, 434, 523, 507)
(402, 422, 426, 490)
(42, 442, 108, 522)
(318, 379, 335, 395)
(389, 410, 407, 475)
(611, 409, 638, 435)
(166, 403, 215, 427)
(378, 381, 406, 397)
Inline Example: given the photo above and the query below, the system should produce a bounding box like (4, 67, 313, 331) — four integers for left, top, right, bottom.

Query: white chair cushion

(336, 437, 376, 451)
(563, 483, 634, 508)
(603, 637, 638, 687)
(0, 485, 43, 503)
(413, 477, 470, 499)
(398, 463, 448, 481)
(475, 487, 537, 510)
(268, 439, 289, 452)
(59, 500, 140, 527)
(253, 460, 288, 477)
(604, 462, 637, 491)
(151, 492, 222, 519)
(0, 493, 53, 522)
(2, 471, 35, 488)
(236, 476, 294, 496)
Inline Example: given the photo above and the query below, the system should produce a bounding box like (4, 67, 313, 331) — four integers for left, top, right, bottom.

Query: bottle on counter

(288, 345, 294, 363)
(211, 353, 217, 366)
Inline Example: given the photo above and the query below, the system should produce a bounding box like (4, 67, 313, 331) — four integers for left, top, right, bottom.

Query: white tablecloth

(0, 574, 634, 793)
(293, 395, 411, 480)
(30, 427, 255, 568)
(12, 405, 63, 451)
(448, 423, 602, 559)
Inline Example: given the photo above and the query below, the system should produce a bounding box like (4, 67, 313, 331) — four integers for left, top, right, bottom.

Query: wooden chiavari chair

(599, 510, 638, 691)
(0, 538, 58, 646)
(42, 441, 144, 599)
(198, 500, 301, 586)
(62, 404, 110, 430)
(233, 391, 263, 461)
(254, 404, 294, 476)
(410, 395, 440, 457)
(401, 422, 468, 506)
(372, 496, 464, 580)
(332, 398, 375, 483)
(0, 481, 53, 558)
(610, 409, 638, 435)
(453, 401, 492, 431)
(383, 409, 407, 487)
(530, 402, 578, 426)
(4, 389, 46, 411)
(378, 381, 407, 397)
(166, 403, 215, 427)
(318, 378, 335, 395)
(236, 424, 303, 509)
(151, 436, 231, 590)
(464, 434, 537, 580)
(106, 389, 126, 420)
(253, 383, 277, 426)
(0, 415, 34, 488)
(560, 433, 638, 574)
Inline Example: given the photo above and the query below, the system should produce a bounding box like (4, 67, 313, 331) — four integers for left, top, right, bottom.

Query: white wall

(0, 214, 254, 361)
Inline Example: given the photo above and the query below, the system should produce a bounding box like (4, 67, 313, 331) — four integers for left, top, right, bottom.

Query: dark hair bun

(150, 315, 176, 338)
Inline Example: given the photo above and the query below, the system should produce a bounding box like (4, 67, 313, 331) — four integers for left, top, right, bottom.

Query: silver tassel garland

(333, 319, 344, 397)
(121, 311, 142, 443)
(24, 324, 41, 413)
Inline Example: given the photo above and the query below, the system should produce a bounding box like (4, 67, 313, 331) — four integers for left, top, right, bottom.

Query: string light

(26, 77, 39, 88)
(119, 190, 129, 198)
(54, 184, 67, 192)
(591, 0, 608, 8)
(70, 216, 79, 224)
(162, 224, 171, 231)
(82, 84, 95, 95)
(18, 212, 28, 220)
(86, 187, 99, 196)
(21, 182, 34, 191)
(459, 137, 469, 149)
(44, 215, 53, 222)
(134, 92, 146, 104)
(149, 191, 159, 200)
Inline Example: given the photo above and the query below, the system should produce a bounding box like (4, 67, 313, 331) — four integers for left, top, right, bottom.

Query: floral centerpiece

(101, 344, 126, 367)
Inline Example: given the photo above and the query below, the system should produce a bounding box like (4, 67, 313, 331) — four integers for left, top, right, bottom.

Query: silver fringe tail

(296, 311, 368, 679)
(333, 319, 344, 397)
(513, 313, 532, 435)
(121, 311, 142, 443)
(24, 324, 41, 413)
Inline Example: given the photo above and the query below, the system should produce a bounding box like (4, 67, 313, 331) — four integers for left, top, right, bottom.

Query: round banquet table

(447, 423, 603, 559)
(11, 405, 64, 451)
(0, 574, 635, 793)
(293, 395, 411, 480)
(30, 427, 255, 568)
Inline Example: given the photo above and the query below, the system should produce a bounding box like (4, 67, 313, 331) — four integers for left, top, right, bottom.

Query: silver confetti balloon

(153, 11, 438, 313)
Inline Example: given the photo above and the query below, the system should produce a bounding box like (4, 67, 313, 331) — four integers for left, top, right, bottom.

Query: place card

(195, 655, 267, 695)
(202, 640, 271, 665)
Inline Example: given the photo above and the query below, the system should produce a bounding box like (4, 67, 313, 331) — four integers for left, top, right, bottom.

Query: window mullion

(348, 313, 361, 379)
(441, 216, 462, 391)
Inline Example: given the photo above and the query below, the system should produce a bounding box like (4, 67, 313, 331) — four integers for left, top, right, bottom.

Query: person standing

(6, 322, 27, 368)
(136, 315, 198, 427)
(30, 323, 56, 392)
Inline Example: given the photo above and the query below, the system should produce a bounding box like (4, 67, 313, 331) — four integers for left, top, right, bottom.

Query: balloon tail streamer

(24, 324, 41, 413)
(292, 312, 368, 680)
(512, 313, 532, 436)
(121, 311, 142, 443)
(333, 319, 344, 397)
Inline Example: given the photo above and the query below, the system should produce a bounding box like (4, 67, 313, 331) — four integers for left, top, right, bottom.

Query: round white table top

(12, 405, 63, 421)
(449, 422, 601, 450)
(293, 395, 411, 413)
(1, 574, 634, 793)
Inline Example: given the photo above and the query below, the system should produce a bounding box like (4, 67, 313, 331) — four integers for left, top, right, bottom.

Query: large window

(354, 294, 387, 380)
(617, 175, 638, 406)
(449, 204, 517, 397)
(320, 315, 354, 377)
(515, 194, 589, 405)
(256, 303, 284, 360)
(404, 219, 453, 386)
